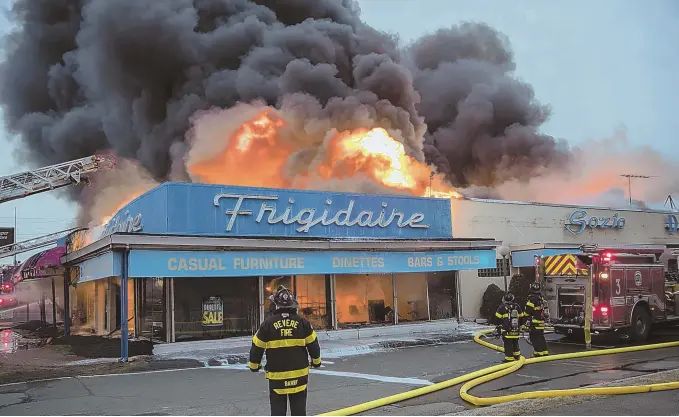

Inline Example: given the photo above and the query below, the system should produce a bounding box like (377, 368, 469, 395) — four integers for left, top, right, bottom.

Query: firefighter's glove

(311, 361, 322, 369)
(250, 366, 261, 373)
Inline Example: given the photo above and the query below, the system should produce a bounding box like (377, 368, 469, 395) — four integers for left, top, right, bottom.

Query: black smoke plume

(0, 0, 572, 198)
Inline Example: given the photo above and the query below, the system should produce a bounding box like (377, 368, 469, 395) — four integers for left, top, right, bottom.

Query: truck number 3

(615, 279, 621, 295)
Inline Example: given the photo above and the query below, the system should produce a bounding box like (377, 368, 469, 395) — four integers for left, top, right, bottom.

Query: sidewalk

(153, 319, 488, 364)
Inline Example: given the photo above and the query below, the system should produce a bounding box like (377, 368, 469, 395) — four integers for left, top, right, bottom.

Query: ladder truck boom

(0, 154, 116, 204)
(0, 227, 83, 260)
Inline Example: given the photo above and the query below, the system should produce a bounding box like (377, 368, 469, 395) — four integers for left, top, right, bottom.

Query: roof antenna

(665, 195, 677, 211)
(620, 174, 656, 206)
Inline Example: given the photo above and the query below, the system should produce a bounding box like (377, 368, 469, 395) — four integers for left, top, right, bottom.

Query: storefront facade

(449, 198, 679, 318)
(62, 183, 499, 345)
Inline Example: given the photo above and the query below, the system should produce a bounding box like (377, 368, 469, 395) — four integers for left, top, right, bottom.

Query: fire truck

(535, 244, 679, 342)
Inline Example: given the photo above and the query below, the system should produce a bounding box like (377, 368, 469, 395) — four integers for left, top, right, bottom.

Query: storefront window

(394, 273, 429, 322)
(264, 275, 329, 329)
(70, 280, 96, 334)
(137, 278, 166, 342)
(427, 272, 457, 320)
(173, 277, 258, 341)
(335, 274, 393, 328)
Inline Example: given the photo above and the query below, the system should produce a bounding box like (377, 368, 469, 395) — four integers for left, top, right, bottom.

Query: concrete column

(258, 276, 265, 325)
(119, 250, 129, 362)
(392, 273, 398, 325)
(63, 268, 70, 336)
(425, 273, 431, 321)
(330, 274, 337, 330)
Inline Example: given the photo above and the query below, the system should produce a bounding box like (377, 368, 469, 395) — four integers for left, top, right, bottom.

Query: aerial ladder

(0, 154, 115, 260)
(0, 154, 115, 204)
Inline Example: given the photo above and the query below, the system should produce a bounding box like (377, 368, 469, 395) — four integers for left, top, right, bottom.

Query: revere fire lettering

(564, 210, 626, 236)
(213, 193, 429, 233)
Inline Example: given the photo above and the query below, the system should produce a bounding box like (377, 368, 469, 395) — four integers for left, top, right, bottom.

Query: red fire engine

(535, 244, 679, 342)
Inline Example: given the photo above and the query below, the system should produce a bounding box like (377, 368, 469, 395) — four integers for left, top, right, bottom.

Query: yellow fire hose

(319, 328, 679, 416)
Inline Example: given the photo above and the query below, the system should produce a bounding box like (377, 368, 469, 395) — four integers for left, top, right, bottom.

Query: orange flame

(97, 109, 461, 231)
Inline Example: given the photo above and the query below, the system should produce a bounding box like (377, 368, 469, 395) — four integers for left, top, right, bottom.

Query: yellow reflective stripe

(248, 362, 259, 370)
(266, 367, 309, 380)
(495, 312, 508, 318)
(513, 352, 521, 355)
(266, 339, 306, 348)
(535, 350, 549, 355)
(526, 301, 535, 308)
(273, 384, 307, 395)
(312, 357, 321, 366)
(305, 331, 317, 345)
(504, 335, 519, 339)
(534, 327, 545, 330)
(252, 334, 267, 349)
(534, 306, 542, 310)
(504, 357, 515, 361)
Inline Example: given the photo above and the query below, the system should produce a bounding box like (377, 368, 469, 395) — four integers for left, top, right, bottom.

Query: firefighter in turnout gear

(495, 292, 522, 362)
(249, 286, 321, 416)
(524, 282, 549, 357)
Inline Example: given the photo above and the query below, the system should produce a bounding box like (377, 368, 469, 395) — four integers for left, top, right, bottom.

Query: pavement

(537, 390, 678, 415)
(0, 324, 677, 415)
(154, 319, 488, 365)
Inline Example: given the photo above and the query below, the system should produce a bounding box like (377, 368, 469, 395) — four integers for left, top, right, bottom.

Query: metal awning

(62, 233, 501, 264)
(12, 246, 66, 284)
(510, 243, 582, 267)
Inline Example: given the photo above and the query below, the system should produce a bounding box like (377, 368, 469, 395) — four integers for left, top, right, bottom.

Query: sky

(0, 0, 678, 262)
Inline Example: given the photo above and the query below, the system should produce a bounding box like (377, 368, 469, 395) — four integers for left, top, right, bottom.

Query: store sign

(128, 249, 497, 278)
(564, 210, 626, 236)
(102, 183, 453, 240)
(202, 297, 223, 327)
(102, 211, 143, 237)
(666, 214, 678, 233)
(214, 193, 429, 234)
(0, 228, 14, 247)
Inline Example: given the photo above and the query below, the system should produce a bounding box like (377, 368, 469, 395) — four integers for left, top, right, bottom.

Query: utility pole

(13, 207, 17, 265)
(620, 174, 656, 206)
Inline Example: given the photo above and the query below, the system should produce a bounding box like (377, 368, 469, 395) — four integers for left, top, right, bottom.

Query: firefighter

(249, 286, 321, 416)
(495, 292, 522, 362)
(524, 282, 549, 357)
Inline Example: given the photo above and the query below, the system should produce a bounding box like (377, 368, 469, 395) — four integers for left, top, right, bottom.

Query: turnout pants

(269, 386, 307, 416)
(502, 336, 520, 362)
(529, 329, 549, 356)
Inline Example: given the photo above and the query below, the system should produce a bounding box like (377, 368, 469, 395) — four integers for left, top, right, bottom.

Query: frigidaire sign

(564, 210, 626, 236)
(213, 193, 429, 234)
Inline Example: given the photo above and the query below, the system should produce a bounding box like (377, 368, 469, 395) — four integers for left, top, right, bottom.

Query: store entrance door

(427, 271, 458, 320)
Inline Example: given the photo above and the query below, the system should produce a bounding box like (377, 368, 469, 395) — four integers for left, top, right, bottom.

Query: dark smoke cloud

(0, 0, 571, 195)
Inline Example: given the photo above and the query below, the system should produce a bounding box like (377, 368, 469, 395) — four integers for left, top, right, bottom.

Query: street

(1, 328, 678, 415)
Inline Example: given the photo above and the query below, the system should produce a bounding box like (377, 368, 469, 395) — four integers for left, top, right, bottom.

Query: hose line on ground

(319, 328, 679, 416)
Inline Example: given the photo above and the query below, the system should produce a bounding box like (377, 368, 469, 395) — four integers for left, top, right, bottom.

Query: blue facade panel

(128, 249, 496, 278)
(103, 183, 453, 240)
(78, 252, 122, 283)
(511, 248, 582, 267)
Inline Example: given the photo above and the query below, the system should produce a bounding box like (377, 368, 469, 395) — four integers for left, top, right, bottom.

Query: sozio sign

(564, 209, 626, 236)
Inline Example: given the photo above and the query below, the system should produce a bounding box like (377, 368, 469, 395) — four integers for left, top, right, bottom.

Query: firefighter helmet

(530, 282, 542, 293)
(272, 286, 298, 310)
(502, 293, 515, 303)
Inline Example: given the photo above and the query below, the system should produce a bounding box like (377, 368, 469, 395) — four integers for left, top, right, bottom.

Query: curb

(200, 332, 477, 366)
